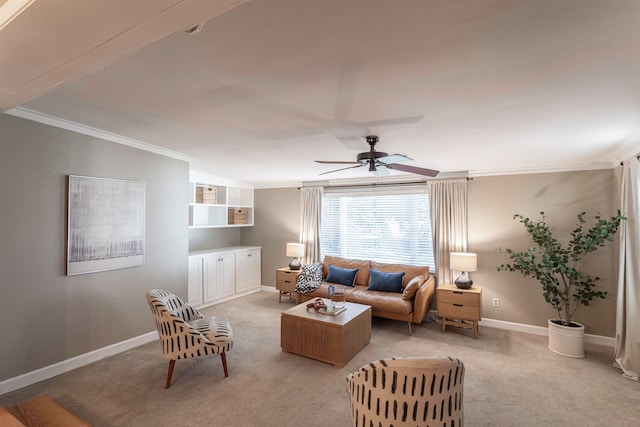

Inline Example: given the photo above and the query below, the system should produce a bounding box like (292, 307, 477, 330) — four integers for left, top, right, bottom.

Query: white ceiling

(2, 0, 640, 187)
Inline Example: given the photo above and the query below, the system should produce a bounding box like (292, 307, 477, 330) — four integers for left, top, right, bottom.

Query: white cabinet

(235, 248, 261, 293)
(203, 252, 236, 303)
(188, 246, 262, 307)
(189, 182, 254, 228)
(187, 256, 203, 306)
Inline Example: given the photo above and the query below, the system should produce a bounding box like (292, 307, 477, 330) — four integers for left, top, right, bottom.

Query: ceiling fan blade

(377, 153, 412, 164)
(374, 165, 390, 177)
(387, 163, 440, 177)
(318, 163, 365, 175)
(315, 160, 362, 165)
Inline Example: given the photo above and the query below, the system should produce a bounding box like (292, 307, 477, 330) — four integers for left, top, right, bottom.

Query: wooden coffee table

(281, 299, 371, 367)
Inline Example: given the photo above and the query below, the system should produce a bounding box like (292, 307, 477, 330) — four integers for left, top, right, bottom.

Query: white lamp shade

(286, 243, 305, 258)
(450, 252, 477, 272)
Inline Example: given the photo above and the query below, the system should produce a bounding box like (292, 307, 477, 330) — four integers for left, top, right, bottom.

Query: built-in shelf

(189, 182, 254, 228)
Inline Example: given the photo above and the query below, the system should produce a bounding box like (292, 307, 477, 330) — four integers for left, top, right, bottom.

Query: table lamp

(450, 252, 477, 289)
(286, 243, 304, 270)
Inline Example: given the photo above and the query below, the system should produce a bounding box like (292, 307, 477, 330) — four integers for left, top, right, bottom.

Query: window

(320, 185, 435, 270)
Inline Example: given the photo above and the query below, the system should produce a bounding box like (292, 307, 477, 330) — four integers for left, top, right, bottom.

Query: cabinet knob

(453, 303, 464, 307)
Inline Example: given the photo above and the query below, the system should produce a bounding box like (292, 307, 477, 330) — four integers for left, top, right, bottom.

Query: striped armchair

(346, 356, 465, 427)
(146, 289, 233, 388)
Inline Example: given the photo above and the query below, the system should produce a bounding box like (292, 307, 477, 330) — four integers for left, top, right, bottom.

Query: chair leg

(220, 352, 229, 377)
(408, 322, 412, 336)
(166, 359, 176, 389)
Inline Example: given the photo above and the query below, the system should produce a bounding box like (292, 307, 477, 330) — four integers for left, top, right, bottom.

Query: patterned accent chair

(146, 289, 234, 388)
(346, 356, 465, 427)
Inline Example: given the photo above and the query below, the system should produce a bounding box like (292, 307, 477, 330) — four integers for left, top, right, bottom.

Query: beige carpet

(1, 291, 638, 426)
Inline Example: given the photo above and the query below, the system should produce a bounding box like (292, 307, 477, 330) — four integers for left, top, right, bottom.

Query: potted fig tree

(497, 210, 624, 358)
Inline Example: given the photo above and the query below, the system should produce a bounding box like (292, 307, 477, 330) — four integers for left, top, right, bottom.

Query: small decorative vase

(288, 258, 301, 270)
(547, 319, 585, 358)
(454, 272, 473, 289)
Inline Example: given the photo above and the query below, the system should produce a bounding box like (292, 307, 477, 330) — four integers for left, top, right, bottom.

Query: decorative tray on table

(318, 306, 346, 316)
(306, 298, 346, 315)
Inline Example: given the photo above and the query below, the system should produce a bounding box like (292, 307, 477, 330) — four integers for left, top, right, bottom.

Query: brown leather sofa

(298, 255, 435, 335)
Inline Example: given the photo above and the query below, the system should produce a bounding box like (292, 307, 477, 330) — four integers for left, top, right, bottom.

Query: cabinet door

(187, 256, 203, 306)
(203, 254, 222, 303)
(220, 252, 236, 297)
(236, 249, 261, 293)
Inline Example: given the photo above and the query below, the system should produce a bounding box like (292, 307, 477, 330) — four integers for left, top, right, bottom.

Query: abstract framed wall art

(67, 175, 145, 275)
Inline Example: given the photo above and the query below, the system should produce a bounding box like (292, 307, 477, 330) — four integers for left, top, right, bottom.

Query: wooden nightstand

(437, 284, 482, 338)
(276, 267, 300, 302)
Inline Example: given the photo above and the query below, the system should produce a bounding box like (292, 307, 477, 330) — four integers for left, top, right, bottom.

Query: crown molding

(5, 107, 192, 162)
(468, 162, 613, 178)
(257, 164, 616, 189)
(0, 0, 35, 31)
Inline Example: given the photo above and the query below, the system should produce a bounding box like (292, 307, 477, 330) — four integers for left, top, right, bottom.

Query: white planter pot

(548, 319, 585, 358)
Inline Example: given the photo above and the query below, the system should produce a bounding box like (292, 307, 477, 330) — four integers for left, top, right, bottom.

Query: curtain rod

(298, 177, 473, 190)
(620, 155, 640, 166)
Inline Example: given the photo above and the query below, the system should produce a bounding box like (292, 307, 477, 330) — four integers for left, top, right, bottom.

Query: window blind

(321, 185, 435, 269)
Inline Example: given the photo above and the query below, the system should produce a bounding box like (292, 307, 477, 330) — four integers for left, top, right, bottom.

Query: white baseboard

(478, 318, 615, 347)
(427, 310, 615, 347)
(196, 288, 265, 310)
(0, 331, 158, 396)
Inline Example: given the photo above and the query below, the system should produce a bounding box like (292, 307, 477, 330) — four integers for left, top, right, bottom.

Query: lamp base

(289, 258, 301, 270)
(454, 273, 473, 289)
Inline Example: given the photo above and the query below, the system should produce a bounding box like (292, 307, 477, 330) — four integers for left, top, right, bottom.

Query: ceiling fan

(315, 135, 439, 177)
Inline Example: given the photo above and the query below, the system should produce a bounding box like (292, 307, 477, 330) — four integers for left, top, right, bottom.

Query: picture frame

(67, 175, 145, 275)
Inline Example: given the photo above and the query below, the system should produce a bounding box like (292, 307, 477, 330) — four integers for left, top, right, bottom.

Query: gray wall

(189, 228, 241, 252)
(248, 169, 618, 336)
(469, 170, 617, 337)
(0, 114, 189, 381)
(241, 187, 300, 286)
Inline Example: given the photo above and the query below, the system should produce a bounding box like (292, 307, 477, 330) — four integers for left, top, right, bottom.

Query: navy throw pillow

(325, 264, 359, 287)
(368, 268, 405, 293)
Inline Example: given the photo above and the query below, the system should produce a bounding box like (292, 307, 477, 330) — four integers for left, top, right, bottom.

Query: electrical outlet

(493, 298, 500, 307)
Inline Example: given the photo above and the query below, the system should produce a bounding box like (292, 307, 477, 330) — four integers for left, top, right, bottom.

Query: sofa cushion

(348, 285, 413, 315)
(323, 256, 371, 286)
(326, 264, 359, 287)
(368, 268, 405, 293)
(295, 263, 323, 294)
(402, 275, 425, 300)
(371, 261, 429, 287)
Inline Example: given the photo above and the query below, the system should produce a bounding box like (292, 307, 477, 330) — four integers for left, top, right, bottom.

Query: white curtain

(615, 158, 640, 381)
(299, 186, 323, 264)
(427, 179, 468, 285)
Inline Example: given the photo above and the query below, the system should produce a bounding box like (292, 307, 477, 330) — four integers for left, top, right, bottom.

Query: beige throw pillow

(403, 275, 425, 300)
